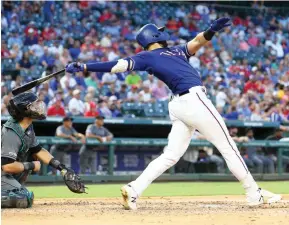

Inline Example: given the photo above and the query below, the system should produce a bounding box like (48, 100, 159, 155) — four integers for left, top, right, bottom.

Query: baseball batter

(1, 92, 86, 208)
(65, 17, 281, 209)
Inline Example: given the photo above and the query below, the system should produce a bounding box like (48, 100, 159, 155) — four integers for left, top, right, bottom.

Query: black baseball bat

(12, 69, 65, 96)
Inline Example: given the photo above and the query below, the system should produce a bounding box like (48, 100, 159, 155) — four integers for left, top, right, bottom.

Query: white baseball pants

(131, 86, 258, 196)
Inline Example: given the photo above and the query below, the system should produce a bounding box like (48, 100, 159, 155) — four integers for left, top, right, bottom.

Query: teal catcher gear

(136, 24, 170, 49)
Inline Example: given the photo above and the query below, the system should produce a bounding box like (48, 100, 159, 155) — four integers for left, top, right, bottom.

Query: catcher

(1, 92, 86, 208)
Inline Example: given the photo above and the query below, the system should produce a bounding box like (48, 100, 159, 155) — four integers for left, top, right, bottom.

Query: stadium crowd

(1, 1, 289, 121)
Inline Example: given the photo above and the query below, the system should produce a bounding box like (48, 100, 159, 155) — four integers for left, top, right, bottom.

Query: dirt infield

(2, 195, 289, 225)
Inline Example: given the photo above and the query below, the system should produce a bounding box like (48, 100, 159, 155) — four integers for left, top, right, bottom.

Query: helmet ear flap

(7, 99, 24, 121)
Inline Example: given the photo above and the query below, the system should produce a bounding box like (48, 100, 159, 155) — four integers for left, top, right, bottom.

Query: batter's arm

(186, 32, 209, 56)
(186, 17, 231, 56)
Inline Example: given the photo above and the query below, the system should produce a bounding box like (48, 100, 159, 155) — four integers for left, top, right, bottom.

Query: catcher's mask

(7, 92, 46, 121)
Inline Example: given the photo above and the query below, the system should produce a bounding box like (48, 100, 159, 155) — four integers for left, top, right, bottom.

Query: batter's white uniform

(130, 86, 256, 196)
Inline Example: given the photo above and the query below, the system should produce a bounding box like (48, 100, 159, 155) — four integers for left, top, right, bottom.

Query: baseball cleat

(260, 189, 282, 204)
(121, 184, 138, 210)
(246, 188, 282, 206)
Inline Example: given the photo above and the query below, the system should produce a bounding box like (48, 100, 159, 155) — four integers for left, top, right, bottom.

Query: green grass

(28, 181, 289, 198)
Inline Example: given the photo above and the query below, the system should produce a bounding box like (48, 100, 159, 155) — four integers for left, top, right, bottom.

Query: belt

(178, 90, 190, 97)
(170, 87, 207, 101)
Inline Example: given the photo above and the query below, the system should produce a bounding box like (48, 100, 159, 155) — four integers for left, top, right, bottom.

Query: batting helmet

(7, 92, 46, 121)
(136, 24, 170, 49)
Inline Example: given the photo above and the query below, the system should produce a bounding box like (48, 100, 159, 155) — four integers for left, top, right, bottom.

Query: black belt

(178, 90, 190, 97)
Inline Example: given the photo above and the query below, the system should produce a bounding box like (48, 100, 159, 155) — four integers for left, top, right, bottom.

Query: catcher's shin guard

(1, 188, 34, 208)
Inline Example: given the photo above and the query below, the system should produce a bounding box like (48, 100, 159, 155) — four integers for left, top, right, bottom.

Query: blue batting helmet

(136, 24, 170, 49)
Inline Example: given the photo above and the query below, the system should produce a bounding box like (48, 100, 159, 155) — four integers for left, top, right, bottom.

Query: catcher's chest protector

(3, 118, 28, 159)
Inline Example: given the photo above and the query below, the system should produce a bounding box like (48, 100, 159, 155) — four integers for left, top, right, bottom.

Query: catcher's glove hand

(61, 168, 86, 194)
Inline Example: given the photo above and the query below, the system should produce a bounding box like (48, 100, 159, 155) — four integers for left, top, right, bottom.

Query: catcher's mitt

(61, 168, 86, 194)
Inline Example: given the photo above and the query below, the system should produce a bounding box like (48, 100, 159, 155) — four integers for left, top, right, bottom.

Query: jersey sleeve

(1, 129, 22, 160)
(125, 52, 150, 71)
(29, 128, 42, 154)
(86, 124, 94, 135)
(56, 126, 64, 136)
(104, 127, 113, 137)
(175, 44, 194, 59)
(71, 127, 78, 136)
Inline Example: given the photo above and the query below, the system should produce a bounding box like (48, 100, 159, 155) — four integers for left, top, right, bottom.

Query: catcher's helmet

(136, 24, 170, 49)
(7, 92, 46, 121)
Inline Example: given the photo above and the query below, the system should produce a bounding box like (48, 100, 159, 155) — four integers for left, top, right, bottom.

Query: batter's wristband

(49, 158, 66, 171)
(203, 28, 215, 41)
(23, 162, 35, 171)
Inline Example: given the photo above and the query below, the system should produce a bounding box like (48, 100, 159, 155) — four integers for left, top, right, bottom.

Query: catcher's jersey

(1, 123, 41, 163)
(126, 45, 202, 95)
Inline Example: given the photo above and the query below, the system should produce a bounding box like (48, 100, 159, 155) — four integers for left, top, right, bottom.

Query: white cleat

(260, 189, 282, 204)
(247, 188, 282, 206)
(121, 184, 138, 210)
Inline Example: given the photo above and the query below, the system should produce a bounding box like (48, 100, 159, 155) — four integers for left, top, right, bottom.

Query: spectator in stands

(84, 101, 99, 117)
(60, 49, 72, 66)
(29, 37, 45, 58)
(100, 33, 112, 47)
(1, 95, 11, 116)
(78, 46, 93, 62)
(9, 44, 22, 61)
(98, 99, 112, 118)
(10, 75, 23, 90)
(106, 84, 120, 100)
(75, 72, 87, 91)
(68, 89, 85, 116)
(50, 117, 86, 175)
(1, 13, 8, 30)
(47, 96, 66, 117)
(85, 72, 99, 90)
(60, 72, 77, 93)
(8, 30, 23, 48)
(119, 84, 128, 101)
(43, 1, 55, 23)
(42, 25, 56, 41)
(152, 80, 169, 101)
(69, 40, 81, 60)
(87, 86, 97, 99)
(109, 97, 122, 117)
(125, 71, 142, 87)
(82, 116, 113, 174)
(127, 85, 139, 102)
(1, 40, 11, 58)
(224, 106, 239, 120)
(48, 40, 64, 56)
(139, 83, 154, 103)
(244, 128, 274, 173)
(102, 72, 118, 86)
(40, 46, 55, 69)
(16, 52, 32, 70)
(24, 28, 38, 46)
(24, 21, 38, 38)
(215, 86, 228, 108)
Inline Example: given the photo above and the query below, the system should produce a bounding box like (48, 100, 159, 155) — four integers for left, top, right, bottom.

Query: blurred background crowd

(2, 1, 289, 121)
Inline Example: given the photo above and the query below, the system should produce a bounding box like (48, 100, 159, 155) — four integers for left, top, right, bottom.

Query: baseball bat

(12, 69, 65, 96)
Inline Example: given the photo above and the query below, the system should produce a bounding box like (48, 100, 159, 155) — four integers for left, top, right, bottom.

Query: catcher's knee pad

(1, 188, 34, 208)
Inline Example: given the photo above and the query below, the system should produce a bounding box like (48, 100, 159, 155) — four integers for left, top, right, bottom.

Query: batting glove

(65, 62, 85, 73)
(210, 17, 231, 32)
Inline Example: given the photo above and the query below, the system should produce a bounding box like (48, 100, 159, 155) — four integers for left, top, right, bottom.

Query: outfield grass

(28, 181, 289, 198)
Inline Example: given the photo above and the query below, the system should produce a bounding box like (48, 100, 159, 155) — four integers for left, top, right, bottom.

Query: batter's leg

(193, 92, 257, 188)
(192, 90, 281, 204)
(130, 119, 194, 197)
